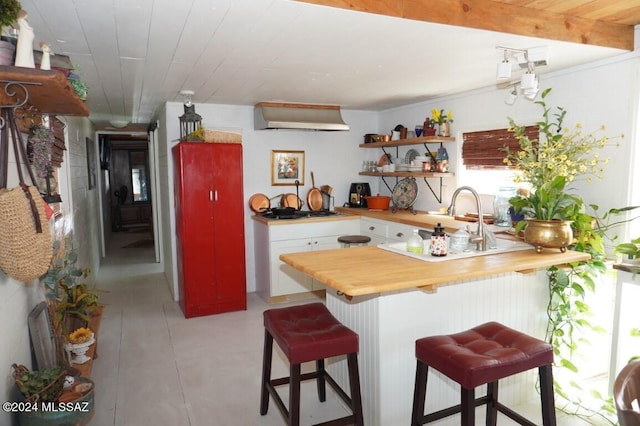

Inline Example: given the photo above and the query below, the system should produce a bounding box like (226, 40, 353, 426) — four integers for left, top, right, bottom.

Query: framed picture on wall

(86, 137, 96, 190)
(271, 150, 305, 186)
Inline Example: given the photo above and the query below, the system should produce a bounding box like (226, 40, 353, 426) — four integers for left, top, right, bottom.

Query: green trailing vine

(545, 204, 640, 424)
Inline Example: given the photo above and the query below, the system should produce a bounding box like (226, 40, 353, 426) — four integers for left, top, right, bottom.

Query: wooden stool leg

(461, 387, 475, 426)
(539, 365, 557, 426)
(485, 381, 498, 426)
(260, 329, 273, 415)
(316, 359, 326, 402)
(411, 360, 429, 426)
(347, 353, 364, 426)
(289, 363, 301, 426)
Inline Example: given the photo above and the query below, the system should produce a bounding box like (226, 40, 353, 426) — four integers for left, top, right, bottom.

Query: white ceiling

(18, 0, 628, 126)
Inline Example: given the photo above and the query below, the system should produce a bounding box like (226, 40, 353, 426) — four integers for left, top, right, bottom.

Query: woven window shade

(462, 126, 538, 169)
(50, 117, 66, 168)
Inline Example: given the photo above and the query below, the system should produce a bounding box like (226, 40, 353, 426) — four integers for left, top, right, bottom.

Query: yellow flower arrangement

(431, 108, 453, 125)
(68, 327, 93, 344)
(503, 88, 621, 190)
(503, 88, 622, 225)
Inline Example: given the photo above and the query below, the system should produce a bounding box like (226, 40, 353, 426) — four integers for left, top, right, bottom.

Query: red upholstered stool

(260, 302, 364, 426)
(411, 322, 556, 426)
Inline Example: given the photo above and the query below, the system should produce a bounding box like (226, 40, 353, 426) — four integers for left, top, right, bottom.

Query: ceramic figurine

(15, 10, 35, 68)
(39, 41, 53, 70)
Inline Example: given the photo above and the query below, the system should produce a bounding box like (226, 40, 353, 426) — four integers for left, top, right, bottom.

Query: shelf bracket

(422, 176, 444, 204)
(0, 79, 41, 129)
(380, 176, 395, 193)
(422, 142, 440, 163)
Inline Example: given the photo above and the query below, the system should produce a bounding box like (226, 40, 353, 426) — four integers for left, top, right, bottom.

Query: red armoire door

(173, 142, 246, 318)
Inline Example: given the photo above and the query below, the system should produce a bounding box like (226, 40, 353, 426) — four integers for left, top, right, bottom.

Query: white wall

(0, 115, 100, 424)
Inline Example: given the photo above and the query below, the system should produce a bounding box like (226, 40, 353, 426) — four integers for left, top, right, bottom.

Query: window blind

(462, 126, 538, 168)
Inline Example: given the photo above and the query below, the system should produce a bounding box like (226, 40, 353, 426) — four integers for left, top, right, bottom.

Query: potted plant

(26, 123, 55, 191)
(67, 72, 88, 101)
(0, 0, 21, 65)
(503, 88, 620, 251)
(12, 363, 95, 424)
(431, 108, 453, 137)
(40, 234, 99, 338)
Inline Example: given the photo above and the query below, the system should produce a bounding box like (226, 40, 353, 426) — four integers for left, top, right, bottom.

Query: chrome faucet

(447, 186, 487, 251)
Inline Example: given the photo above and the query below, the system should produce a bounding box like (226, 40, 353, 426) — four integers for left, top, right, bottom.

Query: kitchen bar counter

(279, 245, 589, 297)
(279, 232, 590, 425)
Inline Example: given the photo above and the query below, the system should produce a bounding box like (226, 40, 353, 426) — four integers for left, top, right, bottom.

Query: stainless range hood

(254, 102, 349, 131)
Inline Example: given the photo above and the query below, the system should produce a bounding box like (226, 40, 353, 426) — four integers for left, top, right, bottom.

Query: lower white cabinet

(254, 218, 359, 301)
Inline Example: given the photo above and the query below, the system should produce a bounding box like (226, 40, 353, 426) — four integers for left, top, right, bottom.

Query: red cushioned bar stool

(260, 302, 364, 426)
(411, 322, 556, 426)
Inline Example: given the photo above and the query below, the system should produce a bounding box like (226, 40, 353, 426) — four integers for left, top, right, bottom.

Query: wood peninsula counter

(279, 232, 589, 425)
(279, 245, 589, 297)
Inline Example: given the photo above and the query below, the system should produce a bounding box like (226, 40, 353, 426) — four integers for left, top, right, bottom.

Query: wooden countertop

(251, 212, 359, 225)
(279, 246, 590, 297)
(335, 207, 487, 233)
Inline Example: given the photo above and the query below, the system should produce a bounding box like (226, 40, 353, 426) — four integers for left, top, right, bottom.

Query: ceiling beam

(296, 0, 634, 50)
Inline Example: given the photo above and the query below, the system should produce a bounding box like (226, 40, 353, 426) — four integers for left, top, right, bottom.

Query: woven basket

(0, 186, 52, 282)
(203, 129, 242, 144)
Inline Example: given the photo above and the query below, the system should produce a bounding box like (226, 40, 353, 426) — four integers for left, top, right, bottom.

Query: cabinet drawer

(387, 223, 414, 242)
(360, 218, 387, 238)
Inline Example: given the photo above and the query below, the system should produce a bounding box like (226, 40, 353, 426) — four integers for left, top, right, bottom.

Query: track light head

(504, 86, 518, 105)
(179, 90, 195, 107)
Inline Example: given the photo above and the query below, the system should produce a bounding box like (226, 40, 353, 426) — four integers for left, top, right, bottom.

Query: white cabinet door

(271, 239, 314, 296)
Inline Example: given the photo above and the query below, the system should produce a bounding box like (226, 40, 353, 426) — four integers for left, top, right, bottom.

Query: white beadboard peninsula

(279, 210, 590, 425)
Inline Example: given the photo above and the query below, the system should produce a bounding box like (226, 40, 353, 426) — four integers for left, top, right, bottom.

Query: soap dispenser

(430, 223, 448, 257)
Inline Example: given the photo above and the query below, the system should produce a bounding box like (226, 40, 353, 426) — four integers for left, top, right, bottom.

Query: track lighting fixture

(498, 46, 545, 105)
(496, 50, 511, 80)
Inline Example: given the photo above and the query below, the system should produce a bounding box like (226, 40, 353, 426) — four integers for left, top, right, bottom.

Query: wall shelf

(359, 135, 455, 203)
(359, 171, 453, 178)
(0, 66, 89, 116)
(359, 135, 455, 149)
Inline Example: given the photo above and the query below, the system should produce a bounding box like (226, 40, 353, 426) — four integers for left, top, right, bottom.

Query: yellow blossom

(69, 327, 93, 344)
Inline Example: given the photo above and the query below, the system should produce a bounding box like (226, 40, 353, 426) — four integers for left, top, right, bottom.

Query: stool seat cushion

(264, 302, 358, 364)
(337, 235, 371, 244)
(415, 321, 552, 389)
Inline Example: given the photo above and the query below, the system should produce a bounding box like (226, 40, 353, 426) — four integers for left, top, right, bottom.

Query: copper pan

(248, 193, 270, 212)
(281, 193, 304, 209)
(307, 171, 323, 211)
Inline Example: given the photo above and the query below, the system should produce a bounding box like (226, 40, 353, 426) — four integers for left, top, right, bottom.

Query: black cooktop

(260, 210, 339, 220)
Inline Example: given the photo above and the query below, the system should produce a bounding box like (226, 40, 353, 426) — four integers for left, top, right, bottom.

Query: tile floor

(88, 231, 614, 425)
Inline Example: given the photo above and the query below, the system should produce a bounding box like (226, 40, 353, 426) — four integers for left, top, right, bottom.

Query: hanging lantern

(178, 90, 202, 141)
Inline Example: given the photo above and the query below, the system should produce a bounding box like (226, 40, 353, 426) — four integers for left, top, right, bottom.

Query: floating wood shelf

(0, 66, 89, 116)
(359, 136, 455, 148)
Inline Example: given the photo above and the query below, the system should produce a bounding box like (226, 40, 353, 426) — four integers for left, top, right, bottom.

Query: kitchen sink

(377, 237, 533, 262)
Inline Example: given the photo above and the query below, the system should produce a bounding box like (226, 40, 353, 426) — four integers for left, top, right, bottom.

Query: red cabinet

(173, 142, 247, 318)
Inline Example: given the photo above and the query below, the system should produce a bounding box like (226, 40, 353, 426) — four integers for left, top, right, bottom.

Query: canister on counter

(430, 223, 448, 257)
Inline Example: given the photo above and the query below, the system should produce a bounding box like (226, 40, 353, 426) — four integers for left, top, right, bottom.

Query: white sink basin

(377, 238, 533, 262)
